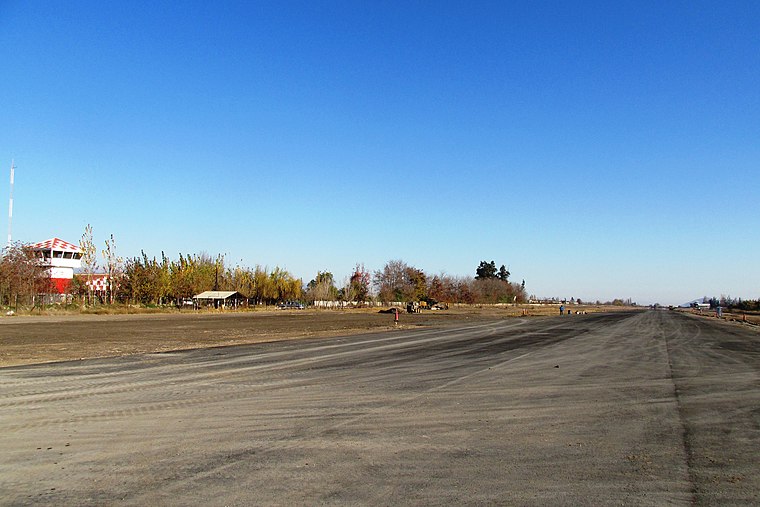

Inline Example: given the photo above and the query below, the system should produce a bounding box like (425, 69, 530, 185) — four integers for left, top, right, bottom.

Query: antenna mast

(8, 159, 14, 247)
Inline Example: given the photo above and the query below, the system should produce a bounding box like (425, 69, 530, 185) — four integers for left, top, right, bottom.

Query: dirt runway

(1, 310, 757, 505)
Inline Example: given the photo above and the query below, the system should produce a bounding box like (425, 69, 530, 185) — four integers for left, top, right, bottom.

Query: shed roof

(193, 291, 243, 300)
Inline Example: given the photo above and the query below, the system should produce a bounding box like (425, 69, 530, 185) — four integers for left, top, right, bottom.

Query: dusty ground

(2, 310, 758, 505)
(0, 309, 407, 367)
(0, 305, 607, 367)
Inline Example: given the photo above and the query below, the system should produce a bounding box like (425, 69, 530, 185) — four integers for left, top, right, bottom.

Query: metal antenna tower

(8, 159, 14, 247)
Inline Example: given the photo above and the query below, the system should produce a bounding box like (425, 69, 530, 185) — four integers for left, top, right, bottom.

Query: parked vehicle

(276, 301, 305, 310)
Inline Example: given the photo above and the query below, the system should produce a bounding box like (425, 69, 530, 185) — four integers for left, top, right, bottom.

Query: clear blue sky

(2, 1, 758, 305)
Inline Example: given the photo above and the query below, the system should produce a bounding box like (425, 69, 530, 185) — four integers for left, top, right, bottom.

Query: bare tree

(0, 242, 49, 310)
(306, 271, 338, 303)
(374, 259, 409, 303)
(79, 224, 98, 304)
(102, 234, 123, 304)
(374, 260, 427, 303)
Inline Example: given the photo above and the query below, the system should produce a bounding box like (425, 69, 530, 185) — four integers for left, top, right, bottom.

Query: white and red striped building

(32, 238, 82, 294)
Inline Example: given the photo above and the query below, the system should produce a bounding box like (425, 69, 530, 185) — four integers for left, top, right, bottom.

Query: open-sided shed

(193, 291, 245, 309)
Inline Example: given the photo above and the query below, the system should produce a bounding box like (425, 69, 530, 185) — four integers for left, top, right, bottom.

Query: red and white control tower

(32, 238, 82, 294)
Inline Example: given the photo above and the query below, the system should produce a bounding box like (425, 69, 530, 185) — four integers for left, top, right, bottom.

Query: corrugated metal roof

(32, 238, 81, 252)
(193, 291, 242, 299)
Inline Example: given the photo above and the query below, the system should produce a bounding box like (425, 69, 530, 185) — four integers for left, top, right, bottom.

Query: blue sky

(1, 1, 758, 305)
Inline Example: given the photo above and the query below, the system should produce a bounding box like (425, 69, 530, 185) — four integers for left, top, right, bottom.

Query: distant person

(559, 305, 564, 315)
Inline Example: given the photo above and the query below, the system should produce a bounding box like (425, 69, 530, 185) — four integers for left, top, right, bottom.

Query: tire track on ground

(0, 321, 533, 431)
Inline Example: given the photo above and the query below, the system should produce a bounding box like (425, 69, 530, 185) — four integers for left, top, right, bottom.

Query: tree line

(700, 295, 760, 312)
(0, 232, 529, 309)
(103, 251, 304, 306)
(370, 259, 526, 305)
